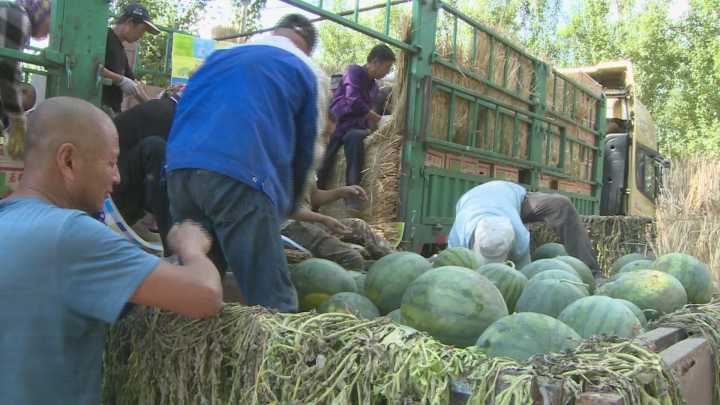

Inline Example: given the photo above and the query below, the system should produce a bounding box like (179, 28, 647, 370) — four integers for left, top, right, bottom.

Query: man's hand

(118, 76, 140, 96)
(339, 185, 368, 201)
(167, 220, 212, 260)
(366, 110, 382, 127)
(323, 216, 351, 235)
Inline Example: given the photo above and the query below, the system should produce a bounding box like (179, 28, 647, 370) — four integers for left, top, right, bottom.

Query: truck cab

(561, 61, 667, 217)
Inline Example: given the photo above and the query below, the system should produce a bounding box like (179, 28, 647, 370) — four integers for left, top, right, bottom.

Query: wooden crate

(424, 149, 445, 169)
(493, 164, 520, 182)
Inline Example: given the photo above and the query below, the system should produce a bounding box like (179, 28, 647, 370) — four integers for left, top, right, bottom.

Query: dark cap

(275, 14, 317, 52)
(122, 3, 161, 35)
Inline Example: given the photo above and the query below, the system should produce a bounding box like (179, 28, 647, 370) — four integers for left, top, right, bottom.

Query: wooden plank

(660, 338, 714, 405)
(576, 392, 624, 405)
(635, 327, 687, 352)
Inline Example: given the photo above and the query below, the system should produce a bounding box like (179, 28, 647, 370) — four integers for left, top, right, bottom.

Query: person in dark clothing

(111, 87, 183, 254)
(101, 3, 160, 114)
(316, 44, 395, 209)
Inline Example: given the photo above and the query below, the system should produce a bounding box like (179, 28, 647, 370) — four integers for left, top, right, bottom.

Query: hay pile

(102, 304, 687, 405)
(529, 215, 656, 276)
(652, 156, 720, 280)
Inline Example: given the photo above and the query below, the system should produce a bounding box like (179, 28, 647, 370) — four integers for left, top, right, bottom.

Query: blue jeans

(167, 169, 298, 312)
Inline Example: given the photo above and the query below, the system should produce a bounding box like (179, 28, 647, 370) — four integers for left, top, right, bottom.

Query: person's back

(0, 198, 158, 403)
(166, 37, 322, 216)
(448, 181, 530, 264)
(114, 96, 176, 152)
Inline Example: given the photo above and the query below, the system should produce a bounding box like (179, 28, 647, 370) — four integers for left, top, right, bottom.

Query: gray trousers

(521, 192, 601, 274)
(167, 169, 298, 312)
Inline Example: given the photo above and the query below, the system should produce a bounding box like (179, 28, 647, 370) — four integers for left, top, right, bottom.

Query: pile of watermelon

(290, 244, 713, 363)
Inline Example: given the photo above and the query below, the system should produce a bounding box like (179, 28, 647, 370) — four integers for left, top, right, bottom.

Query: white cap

(472, 216, 515, 265)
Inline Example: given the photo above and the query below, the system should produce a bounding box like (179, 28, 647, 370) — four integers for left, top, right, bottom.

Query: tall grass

(653, 156, 720, 280)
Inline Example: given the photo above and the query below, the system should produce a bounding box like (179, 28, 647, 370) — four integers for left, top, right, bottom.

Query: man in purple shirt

(316, 44, 395, 209)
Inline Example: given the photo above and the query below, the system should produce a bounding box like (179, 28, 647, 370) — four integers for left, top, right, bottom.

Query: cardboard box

(494, 164, 519, 182)
(559, 180, 593, 196)
(445, 153, 462, 171)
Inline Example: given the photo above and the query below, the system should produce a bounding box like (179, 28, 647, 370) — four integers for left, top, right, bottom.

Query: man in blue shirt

(0, 97, 223, 404)
(166, 14, 329, 312)
(448, 181, 600, 273)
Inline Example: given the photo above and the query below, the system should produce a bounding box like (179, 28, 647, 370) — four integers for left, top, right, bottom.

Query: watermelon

(476, 313, 581, 362)
(611, 253, 652, 274)
(520, 258, 577, 279)
(365, 252, 433, 314)
(558, 296, 643, 339)
(529, 269, 588, 295)
(611, 260, 655, 281)
(318, 292, 380, 319)
(532, 243, 568, 260)
(401, 266, 508, 347)
(653, 253, 713, 304)
(477, 263, 528, 312)
(515, 279, 587, 318)
(433, 247, 482, 269)
(555, 255, 596, 293)
(615, 298, 648, 328)
(595, 270, 687, 320)
(388, 308, 404, 323)
(291, 259, 358, 311)
(349, 271, 367, 294)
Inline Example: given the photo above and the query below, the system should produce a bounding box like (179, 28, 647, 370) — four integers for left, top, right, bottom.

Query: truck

(560, 61, 667, 218)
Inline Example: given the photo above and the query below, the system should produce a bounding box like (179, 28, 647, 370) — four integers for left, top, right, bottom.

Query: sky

(195, 0, 691, 39)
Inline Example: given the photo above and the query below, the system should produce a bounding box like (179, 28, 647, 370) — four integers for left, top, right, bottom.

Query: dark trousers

(167, 169, 298, 312)
(112, 136, 172, 255)
(520, 192, 601, 274)
(316, 129, 369, 189)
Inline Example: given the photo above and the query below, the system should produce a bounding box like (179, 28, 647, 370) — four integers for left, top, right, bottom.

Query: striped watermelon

(615, 298, 648, 328)
(365, 252, 432, 314)
(291, 259, 358, 311)
(515, 279, 587, 318)
(653, 253, 713, 304)
(318, 292, 380, 319)
(388, 308, 404, 324)
(476, 313, 581, 362)
(476, 263, 528, 312)
(596, 270, 687, 320)
(532, 243, 568, 260)
(555, 255, 596, 292)
(401, 266, 508, 347)
(529, 270, 588, 295)
(612, 260, 655, 280)
(520, 258, 577, 279)
(611, 253, 652, 274)
(558, 296, 643, 339)
(349, 271, 367, 294)
(433, 247, 482, 269)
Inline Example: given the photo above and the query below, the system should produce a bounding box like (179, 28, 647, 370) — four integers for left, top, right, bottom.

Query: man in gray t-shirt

(0, 97, 223, 404)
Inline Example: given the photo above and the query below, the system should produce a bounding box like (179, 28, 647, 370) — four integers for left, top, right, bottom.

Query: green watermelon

(476, 263, 528, 312)
(387, 308, 404, 324)
(520, 258, 577, 280)
(433, 247, 482, 269)
(349, 271, 367, 294)
(653, 253, 713, 304)
(291, 259, 358, 311)
(555, 255, 596, 293)
(318, 292, 380, 319)
(596, 270, 687, 320)
(529, 270, 588, 295)
(476, 313, 581, 362)
(616, 259, 655, 275)
(365, 252, 432, 314)
(615, 298, 648, 328)
(532, 243, 568, 260)
(401, 266, 508, 347)
(515, 279, 587, 318)
(611, 253, 652, 274)
(558, 296, 643, 339)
